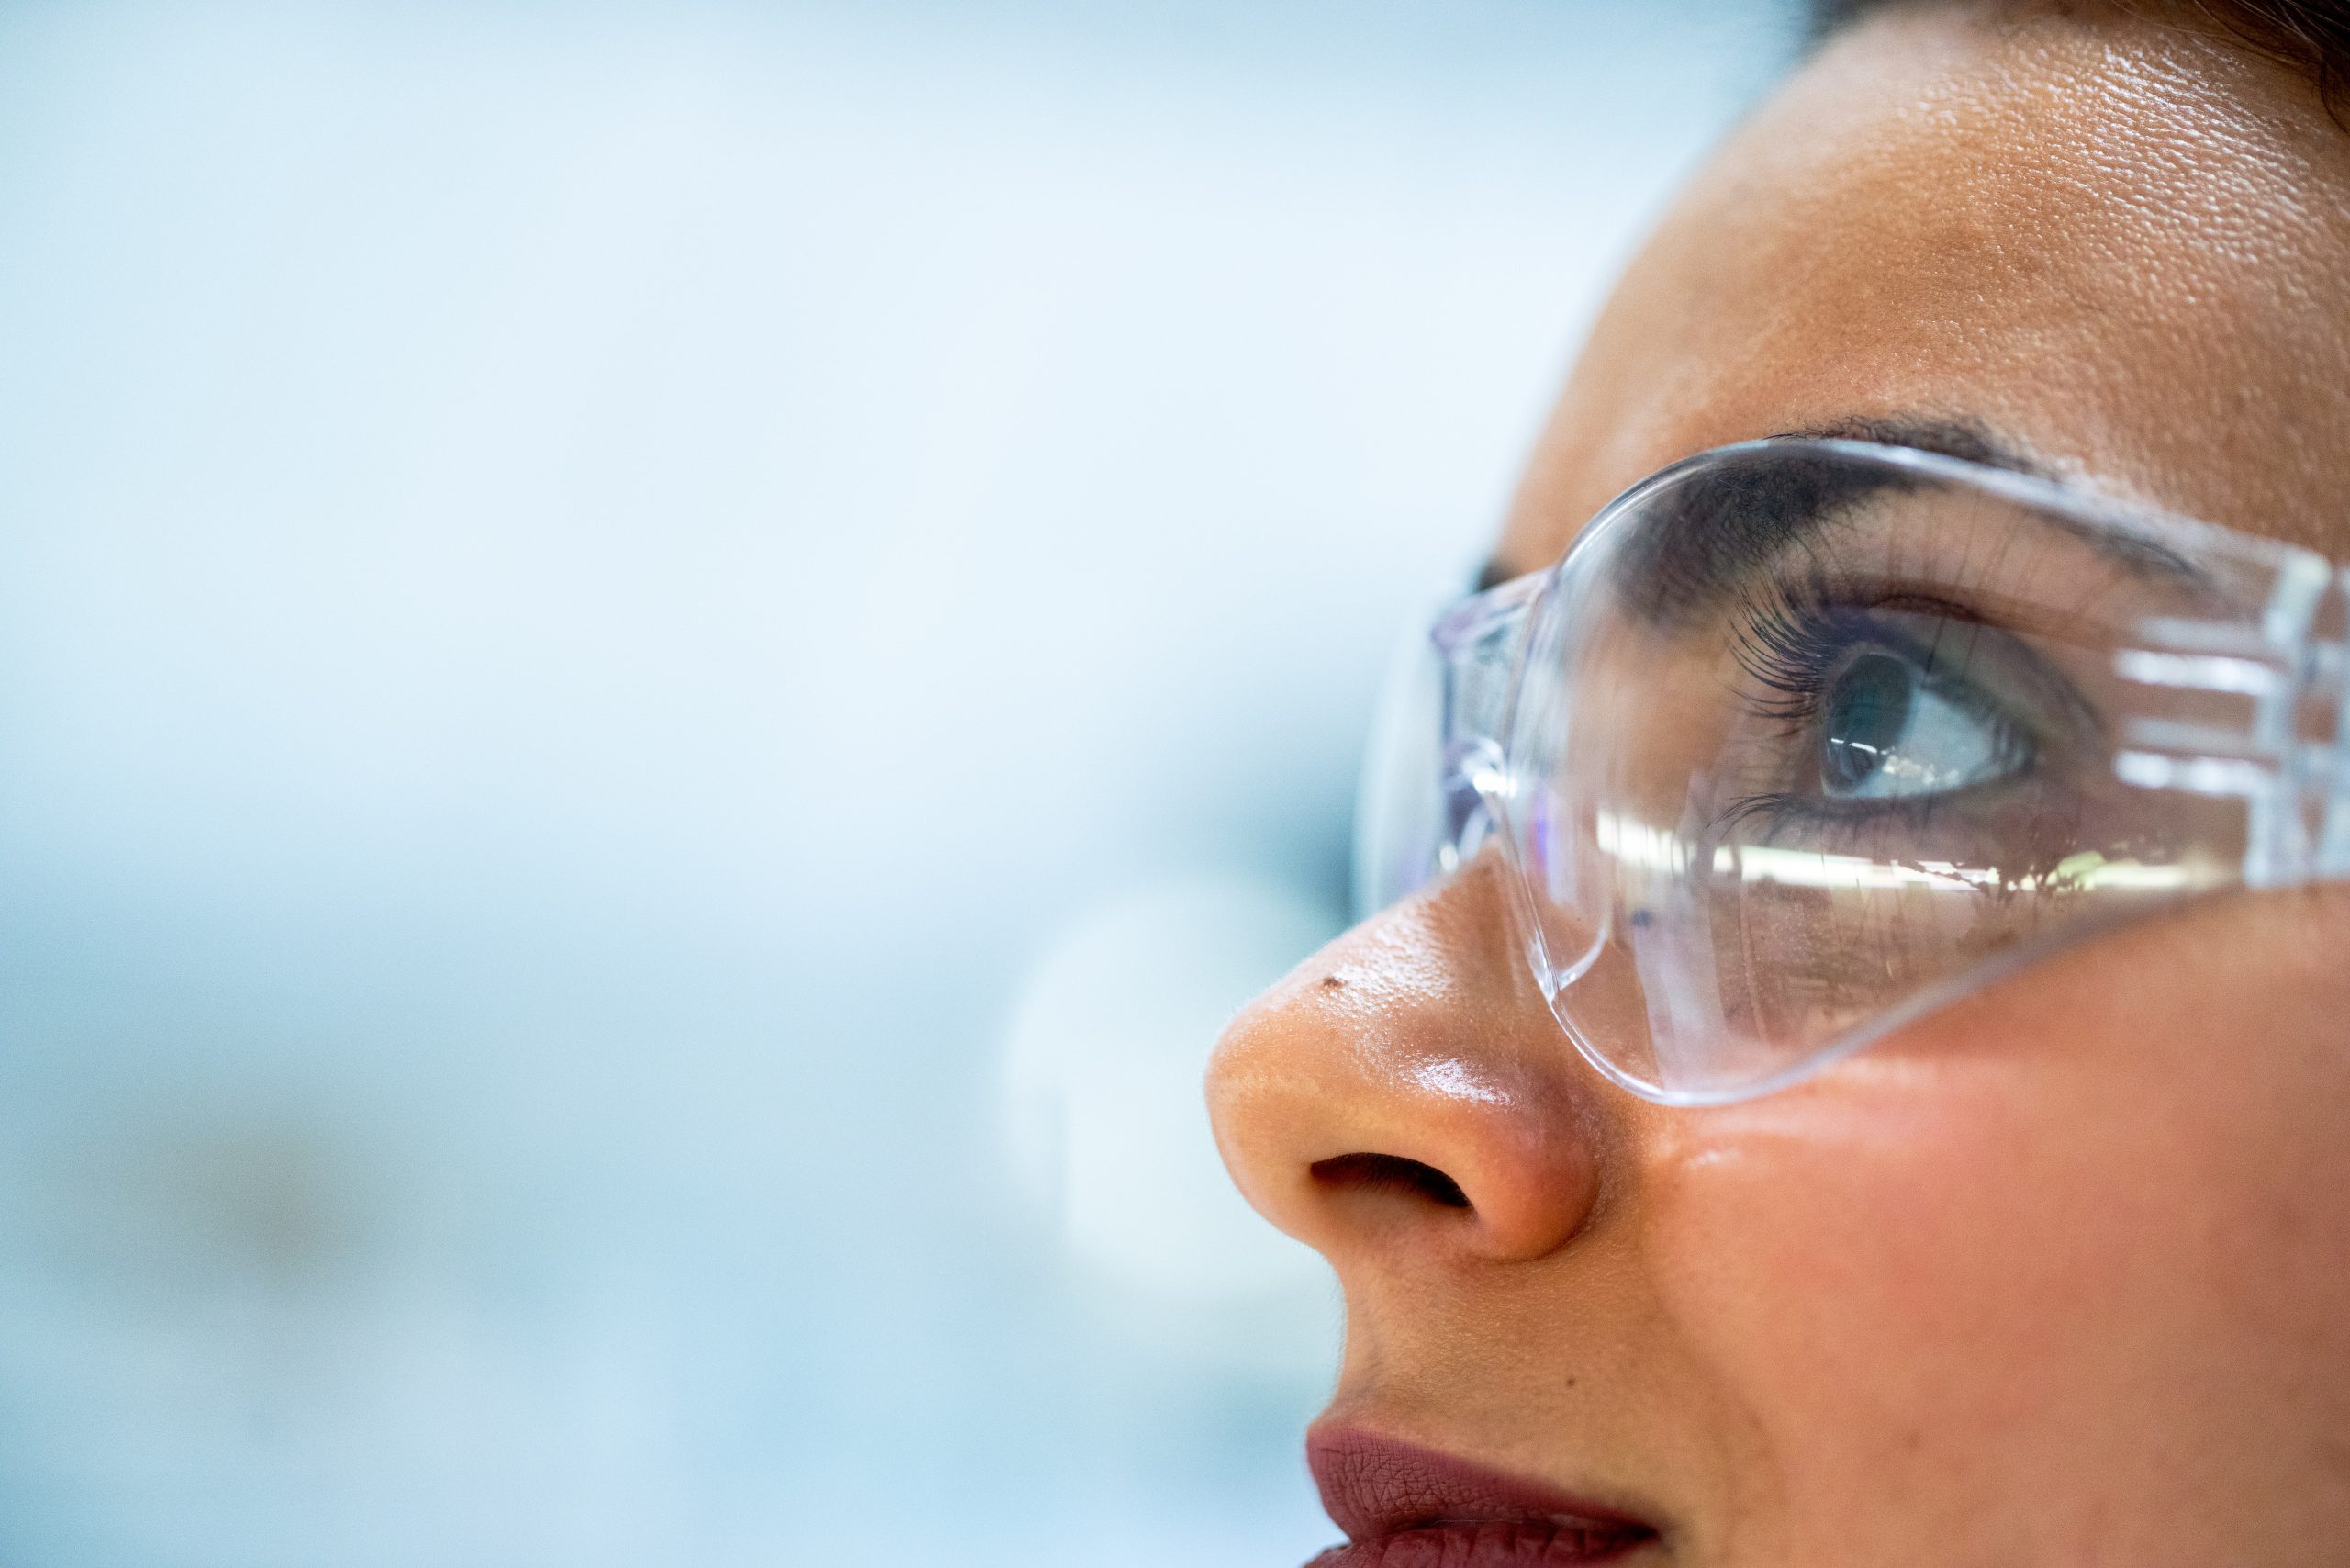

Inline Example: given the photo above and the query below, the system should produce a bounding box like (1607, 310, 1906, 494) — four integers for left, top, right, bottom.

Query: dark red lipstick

(1305, 1428, 1656, 1567)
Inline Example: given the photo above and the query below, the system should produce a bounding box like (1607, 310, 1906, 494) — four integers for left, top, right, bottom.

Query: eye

(1818, 648, 2024, 801)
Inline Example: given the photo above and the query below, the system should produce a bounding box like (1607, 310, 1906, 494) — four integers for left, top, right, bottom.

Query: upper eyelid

(1854, 603, 2109, 747)
(1782, 581, 2108, 696)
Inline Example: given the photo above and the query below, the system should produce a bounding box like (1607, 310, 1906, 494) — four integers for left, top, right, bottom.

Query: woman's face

(1208, 10, 2350, 1566)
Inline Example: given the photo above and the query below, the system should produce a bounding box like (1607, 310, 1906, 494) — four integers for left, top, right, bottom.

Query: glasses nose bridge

(1435, 736, 1505, 879)
(1431, 577, 1541, 879)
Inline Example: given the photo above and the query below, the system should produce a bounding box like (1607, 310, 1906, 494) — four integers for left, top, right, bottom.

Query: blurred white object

(1002, 875, 1339, 1322)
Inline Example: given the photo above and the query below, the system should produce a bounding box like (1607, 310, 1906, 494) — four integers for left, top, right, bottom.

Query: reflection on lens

(1821, 652, 1911, 793)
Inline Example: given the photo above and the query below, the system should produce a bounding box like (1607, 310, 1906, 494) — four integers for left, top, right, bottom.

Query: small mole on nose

(1319, 973, 1347, 991)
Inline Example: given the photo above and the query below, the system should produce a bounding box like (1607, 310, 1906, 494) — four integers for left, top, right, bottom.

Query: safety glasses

(1355, 439, 2350, 1104)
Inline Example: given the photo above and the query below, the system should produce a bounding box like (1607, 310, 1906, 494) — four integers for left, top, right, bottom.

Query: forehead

(1501, 8, 2350, 572)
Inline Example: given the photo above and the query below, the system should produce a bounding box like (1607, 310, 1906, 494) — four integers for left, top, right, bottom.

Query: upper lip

(1308, 1426, 1657, 1557)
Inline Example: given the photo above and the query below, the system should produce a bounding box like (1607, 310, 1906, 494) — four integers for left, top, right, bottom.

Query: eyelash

(1728, 582, 1885, 727)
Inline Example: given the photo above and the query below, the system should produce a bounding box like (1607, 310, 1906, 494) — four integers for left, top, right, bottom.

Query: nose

(1206, 857, 1604, 1267)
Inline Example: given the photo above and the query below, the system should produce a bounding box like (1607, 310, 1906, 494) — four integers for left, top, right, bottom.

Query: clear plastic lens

(1357, 440, 2344, 1103)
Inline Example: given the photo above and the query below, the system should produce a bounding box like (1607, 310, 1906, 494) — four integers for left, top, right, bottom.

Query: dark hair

(1811, 1, 2350, 115)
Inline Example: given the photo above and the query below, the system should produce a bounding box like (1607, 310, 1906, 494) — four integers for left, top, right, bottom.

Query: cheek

(1630, 916, 2350, 1558)
(1637, 1056, 2188, 1562)
(1648, 1061, 2102, 1466)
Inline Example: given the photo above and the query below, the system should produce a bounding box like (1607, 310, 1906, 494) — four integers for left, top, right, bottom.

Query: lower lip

(1307, 1520, 1651, 1567)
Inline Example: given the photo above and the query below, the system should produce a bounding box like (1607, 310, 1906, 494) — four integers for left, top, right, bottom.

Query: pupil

(1822, 653, 1914, 791)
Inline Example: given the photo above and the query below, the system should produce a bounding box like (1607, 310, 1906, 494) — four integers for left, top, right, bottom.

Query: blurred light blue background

(0, 3, 1789, 1562)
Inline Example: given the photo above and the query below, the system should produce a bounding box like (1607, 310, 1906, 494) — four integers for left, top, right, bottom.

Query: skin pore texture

(1208, 7, 2350, 1566)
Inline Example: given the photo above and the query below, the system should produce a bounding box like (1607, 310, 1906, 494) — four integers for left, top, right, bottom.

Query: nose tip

(1205, 861, 1603, 1268)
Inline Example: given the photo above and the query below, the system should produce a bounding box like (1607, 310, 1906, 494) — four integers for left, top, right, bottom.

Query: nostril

(1309, 1152, 1472, 1209)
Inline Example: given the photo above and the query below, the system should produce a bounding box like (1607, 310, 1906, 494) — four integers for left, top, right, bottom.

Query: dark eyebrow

(1778, 415, 2053, 476)
(1472, 416, 2051, 601)
(1618, 415, 2060, 623)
